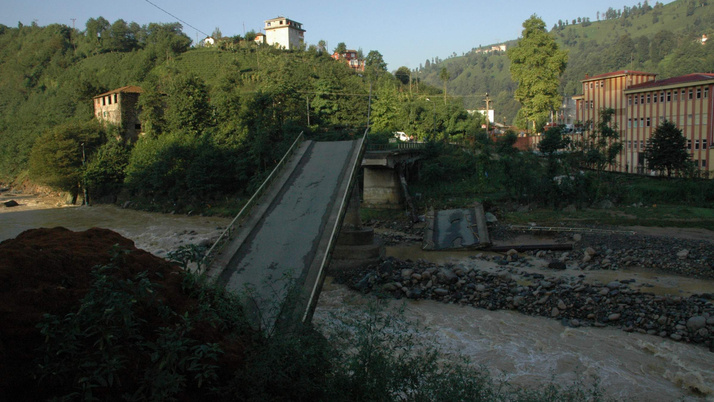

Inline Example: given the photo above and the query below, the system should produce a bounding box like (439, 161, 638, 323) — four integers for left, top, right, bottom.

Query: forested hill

(0, 19, 486, 206)
(419, 0, 714, 126)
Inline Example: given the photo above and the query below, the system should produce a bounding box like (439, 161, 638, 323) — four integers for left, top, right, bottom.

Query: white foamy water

(314, 279, 714, 401)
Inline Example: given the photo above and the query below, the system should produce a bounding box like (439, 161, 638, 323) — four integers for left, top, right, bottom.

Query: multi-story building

(574, 70, 714, 174)
(264, 17, 305, 50)
(331, 49, 365, 72)
(93, 86, 143, 140)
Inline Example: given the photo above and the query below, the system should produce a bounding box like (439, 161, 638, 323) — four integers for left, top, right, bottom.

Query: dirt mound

(0, 227, 243, 400)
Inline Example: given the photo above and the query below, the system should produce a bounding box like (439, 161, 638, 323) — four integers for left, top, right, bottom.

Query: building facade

(264, 17, 305, 50)
(93, 86, 143, 140)
(574, 70, 714, 175)
(331, 49, 365, 71)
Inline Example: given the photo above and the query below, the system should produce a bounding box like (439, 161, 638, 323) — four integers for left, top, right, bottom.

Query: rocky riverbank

(339, 222, 714, 350)
(337, 257, 714, 350)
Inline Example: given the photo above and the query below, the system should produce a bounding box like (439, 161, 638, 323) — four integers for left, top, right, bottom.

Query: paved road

(216, 140, 361, 329)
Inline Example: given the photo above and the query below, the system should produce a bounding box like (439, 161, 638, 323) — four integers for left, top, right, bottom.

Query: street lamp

(426, 97, 436, 140)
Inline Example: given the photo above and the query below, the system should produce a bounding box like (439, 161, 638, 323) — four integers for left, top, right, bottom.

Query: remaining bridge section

(205, 136, 365, 330)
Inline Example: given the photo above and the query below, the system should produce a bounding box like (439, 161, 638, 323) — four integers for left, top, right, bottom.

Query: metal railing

(366, 141, 427, 151)
(201, 131, 305, 271)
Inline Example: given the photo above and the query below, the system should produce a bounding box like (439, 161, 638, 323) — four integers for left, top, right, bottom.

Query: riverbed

(1, 200, 712, 400)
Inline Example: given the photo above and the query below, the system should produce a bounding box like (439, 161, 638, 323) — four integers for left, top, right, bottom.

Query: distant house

(93, 86, 143, 140)
(254, 32, 265, 44)
(331, 49, 365, 71)
(473, 44, 507, 55)
(264, 17, 305, 49)
(202, 36, 216, 47)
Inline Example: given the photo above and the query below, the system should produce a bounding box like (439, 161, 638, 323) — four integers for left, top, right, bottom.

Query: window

(628, 140, 632, 148)
(688, 139, 692, 149)
(595, 81, 599, 88)
(705, 88, 709, 98)
(646, 117, 651, 127)
(628, 119, 632, 128)
(695, 115, 700, 125)
(640, 95, 645, 104)
(590, 101, 593, 109)
(667, 92, 671, 102)
(590, 83, 593, 89)
(697, 88, 702, 99)
(703, 139, 708, 149)
(674, 91, 678, 101)
(640, 140, 644, 149)
(634, 119, 639, 128)
(628, 96, 632, 106)
(660, 92, 665, 102)
(704, 114, 709, 125)
(114, 94, 118, 103)
(640, 118, 644, 127)
(659, 116, 665, 123)
(653, 93, 657, 103)
(695, 140, 700, 150)
(694, 160, 699, 167)
(102, 97, 106, 106)
(600, 81, 604, 88)
(703, 160, 707, 168)
(647, 94, 651, 103)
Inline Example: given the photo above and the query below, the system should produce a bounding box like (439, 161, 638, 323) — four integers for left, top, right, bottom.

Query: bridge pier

(330, 185, 385, 271)
(362, 166, 403, 209)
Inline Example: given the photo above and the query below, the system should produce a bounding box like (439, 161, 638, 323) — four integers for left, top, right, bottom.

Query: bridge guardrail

(201, 131, 305, 271)
(366, 142, 427, 151)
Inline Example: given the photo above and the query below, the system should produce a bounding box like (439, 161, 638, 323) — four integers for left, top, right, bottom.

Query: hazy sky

(2, 0, 675, 70)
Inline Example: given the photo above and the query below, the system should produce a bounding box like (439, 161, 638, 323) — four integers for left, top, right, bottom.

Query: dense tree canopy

(508, 15, 568, 131)
(645, 119, 690, 177)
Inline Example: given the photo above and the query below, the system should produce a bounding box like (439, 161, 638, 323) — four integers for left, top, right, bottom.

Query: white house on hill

(264, 17, 305, 50)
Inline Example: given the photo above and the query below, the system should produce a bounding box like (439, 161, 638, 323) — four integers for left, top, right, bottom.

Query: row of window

(96, 93, 119, 106)
(628, 87, 709, 105)
(583, 80, 606, 91)
(627, 114, 709, 128)
(625, 139, 709, 150)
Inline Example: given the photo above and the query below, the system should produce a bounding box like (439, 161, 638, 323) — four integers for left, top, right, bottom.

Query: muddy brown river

(1, 200, 712, 400)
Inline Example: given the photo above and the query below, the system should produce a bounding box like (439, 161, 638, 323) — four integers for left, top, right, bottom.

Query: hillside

(420, 0, 714, 126)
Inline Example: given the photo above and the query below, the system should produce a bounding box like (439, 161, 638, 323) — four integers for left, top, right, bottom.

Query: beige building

(264, 17, 305, 50)
(574, 71, 714, 175)
(93, 86, 143, 140)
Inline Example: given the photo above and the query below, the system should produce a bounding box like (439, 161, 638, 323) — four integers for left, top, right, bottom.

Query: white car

(394, 131, 410, 141)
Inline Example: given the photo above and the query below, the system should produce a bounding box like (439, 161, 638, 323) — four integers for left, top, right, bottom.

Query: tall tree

(365, 50, 387, 80)
(334, 42, 346, 55)
(644, 119, 690, 177)
(439, 67, 450, 104)
(507, 15, 567, 131)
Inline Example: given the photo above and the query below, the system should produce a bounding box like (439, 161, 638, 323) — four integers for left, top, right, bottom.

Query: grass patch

(504, 205, 714, 231)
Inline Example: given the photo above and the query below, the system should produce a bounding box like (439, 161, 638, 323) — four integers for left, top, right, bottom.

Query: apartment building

(574, 70, 714, 174)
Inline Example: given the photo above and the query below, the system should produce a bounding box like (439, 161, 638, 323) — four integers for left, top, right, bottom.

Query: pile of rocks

(527, 230, 714, 279)
(340, 257, 714, 349)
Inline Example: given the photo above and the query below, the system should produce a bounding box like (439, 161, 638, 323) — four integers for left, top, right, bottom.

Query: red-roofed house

(331, 49, 365, 72)
(574, 71, 714, 174)
(93, 86, 144, 140)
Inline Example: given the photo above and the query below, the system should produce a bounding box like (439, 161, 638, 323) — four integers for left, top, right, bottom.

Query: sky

(2, 0, 675, 71)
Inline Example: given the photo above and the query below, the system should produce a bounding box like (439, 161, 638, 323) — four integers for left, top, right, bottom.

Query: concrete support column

(362, 166, 403, 209)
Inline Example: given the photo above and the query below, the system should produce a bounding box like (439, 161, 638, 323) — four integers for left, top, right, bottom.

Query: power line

(143, 0, 209, 38)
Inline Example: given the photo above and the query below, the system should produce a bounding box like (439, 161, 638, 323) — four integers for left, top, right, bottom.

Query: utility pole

(70, 18, 77, 52)
(484, 93, 490, 134)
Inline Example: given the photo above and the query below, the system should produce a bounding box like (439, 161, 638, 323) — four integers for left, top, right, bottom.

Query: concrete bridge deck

(205, 136, 365, 331)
